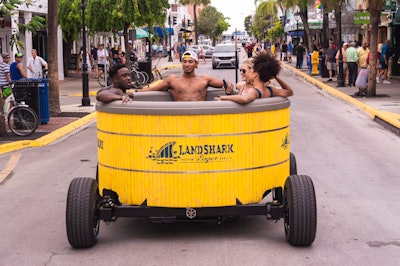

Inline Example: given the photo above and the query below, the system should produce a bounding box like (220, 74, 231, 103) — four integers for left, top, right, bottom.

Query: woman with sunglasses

(219, 52, 293, 103)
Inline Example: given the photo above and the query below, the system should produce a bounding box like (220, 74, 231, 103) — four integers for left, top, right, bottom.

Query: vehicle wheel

(284, 175, 317, 246)
(66, 177, 100, 248)
(7, 106, 39, 136)
(140, 71, 149, 84)
(154, 70, 162, 81)
(290, 152, 297, 175)
(98, 72, 106, 87)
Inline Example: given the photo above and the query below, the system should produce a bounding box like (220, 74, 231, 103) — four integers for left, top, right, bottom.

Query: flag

(315, 0, 322, 9)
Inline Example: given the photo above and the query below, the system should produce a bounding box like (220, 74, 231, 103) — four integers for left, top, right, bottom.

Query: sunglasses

(239, 69, 247, 74)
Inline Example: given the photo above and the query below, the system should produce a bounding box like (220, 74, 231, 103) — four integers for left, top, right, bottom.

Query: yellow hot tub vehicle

(66, 89, 317, 248)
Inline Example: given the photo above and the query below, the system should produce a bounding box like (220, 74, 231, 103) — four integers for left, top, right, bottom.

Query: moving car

(212, 43, 237, 69)
(188, 44, 215, 58)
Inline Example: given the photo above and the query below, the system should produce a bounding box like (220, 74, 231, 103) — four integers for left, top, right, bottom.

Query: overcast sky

(210, 0, 256, 33)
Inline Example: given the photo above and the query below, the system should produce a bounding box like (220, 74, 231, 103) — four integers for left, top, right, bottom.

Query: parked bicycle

(1, 83, 39, 136)
(151, 55, 163, 82)
(97, 61, 111, 87)
(130, 61, 148, 88)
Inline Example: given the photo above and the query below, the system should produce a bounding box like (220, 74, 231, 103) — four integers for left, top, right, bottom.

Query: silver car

(212, 44, 237, 69)
(188, 44, 215, 58)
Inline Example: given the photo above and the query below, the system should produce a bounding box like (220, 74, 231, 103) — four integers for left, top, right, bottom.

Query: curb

(282, 63, 400, 130)
(0, 112, 96, 155)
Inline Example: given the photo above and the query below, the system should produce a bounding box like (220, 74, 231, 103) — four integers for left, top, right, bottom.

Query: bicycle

(151, 55, 163, 82)
(97, 61, 111, 87)
(1, 83, 39, 136)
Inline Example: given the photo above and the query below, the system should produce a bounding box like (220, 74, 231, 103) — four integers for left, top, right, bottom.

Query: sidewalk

(282, 56, 400, 133)
(1, 55, 399, 154)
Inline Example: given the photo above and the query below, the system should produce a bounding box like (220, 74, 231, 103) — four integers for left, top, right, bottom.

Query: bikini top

(254, 88, 262, 98)
(266, 86, 274, 97)
(254, 86, 273, 98)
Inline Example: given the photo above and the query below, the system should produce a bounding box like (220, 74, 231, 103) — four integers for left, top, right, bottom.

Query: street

(1, 58, 400, 266)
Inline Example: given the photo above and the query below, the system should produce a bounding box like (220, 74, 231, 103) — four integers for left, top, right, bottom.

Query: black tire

(284, 175, 317, 246)
(7, 106, 39, 136)
(290, 152, 297, 175)
(154, 70, 162, 81)
(98, 71, 106, 87)
(66, 177, 100, 248)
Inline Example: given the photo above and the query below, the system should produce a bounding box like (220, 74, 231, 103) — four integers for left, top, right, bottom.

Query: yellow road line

(0, 153, 21, 183)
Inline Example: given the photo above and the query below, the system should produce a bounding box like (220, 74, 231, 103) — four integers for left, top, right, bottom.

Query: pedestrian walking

(296, 42, 305, 69)
(325, 41, 338, 81)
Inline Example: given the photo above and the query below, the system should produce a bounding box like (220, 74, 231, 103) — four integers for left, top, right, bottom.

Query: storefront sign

(354, 12, 370, 24)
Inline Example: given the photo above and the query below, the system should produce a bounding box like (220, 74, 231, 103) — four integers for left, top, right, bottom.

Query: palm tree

(179, 0, 210, 44)
(366, 0, 384, 97)
(48, 0, 61, 115)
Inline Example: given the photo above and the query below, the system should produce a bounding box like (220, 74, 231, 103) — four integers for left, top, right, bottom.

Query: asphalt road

(1, 61, 399, 265)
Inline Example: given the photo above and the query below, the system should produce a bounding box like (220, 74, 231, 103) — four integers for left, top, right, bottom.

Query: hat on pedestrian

(15, 53, 23, 58)
(181, 50, 199, 62)
(343, 42, 348, 46)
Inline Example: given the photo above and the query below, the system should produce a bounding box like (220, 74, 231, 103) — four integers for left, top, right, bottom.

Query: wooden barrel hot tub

(96, 89, 291, 208)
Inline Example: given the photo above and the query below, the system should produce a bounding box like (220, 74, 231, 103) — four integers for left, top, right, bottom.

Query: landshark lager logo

(147, 141, 235, 164)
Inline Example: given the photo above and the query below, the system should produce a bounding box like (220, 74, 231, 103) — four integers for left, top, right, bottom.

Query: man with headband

(139, 50, 233, 101)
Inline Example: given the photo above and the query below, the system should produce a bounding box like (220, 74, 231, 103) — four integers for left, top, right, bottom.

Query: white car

(188, 45, 215, 58)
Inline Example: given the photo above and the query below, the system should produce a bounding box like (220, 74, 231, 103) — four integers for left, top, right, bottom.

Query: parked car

(188, 44, 215, 58)
(212, 43, 237, 69)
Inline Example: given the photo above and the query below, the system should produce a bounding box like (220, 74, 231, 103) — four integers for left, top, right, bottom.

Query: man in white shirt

(26, 49, 48, 78)
(96, 43, 109, 78)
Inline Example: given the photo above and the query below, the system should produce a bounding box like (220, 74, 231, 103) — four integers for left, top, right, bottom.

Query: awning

(136, 28, 153, 38)
(144, 26, 174, 37)
(286, 30, 304, 37)
(179, 28, 192, 33)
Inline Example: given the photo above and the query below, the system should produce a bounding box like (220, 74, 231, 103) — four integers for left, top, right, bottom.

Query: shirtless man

(96, 63, 134, 104)
(139, 50, 234, 101)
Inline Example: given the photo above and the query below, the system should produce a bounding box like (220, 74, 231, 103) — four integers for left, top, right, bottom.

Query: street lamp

(337, 3, 345, 87)
(81, 0, 90, 106)
(168, 15, 173, 62)
(294, 12, 300, 46)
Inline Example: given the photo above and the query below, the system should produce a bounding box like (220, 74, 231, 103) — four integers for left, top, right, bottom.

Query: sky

(210, 0, 256, 34)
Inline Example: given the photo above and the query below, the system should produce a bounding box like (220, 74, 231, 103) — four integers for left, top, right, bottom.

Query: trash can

(307, 53, 312, 74)
(13, 79, 40, 119)
(138, 60, 152, 82)
(38, 78, 50, 124)
(318, 52, 329, 78)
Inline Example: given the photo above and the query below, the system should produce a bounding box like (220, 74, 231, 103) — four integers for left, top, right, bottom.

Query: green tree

(178, 0, 210, 45)
(197, 6, 228, 45)
(59, 0, 169, 73)
(86, 0, 169, 66)
(58, 0, 83, 76)
(251, 0, 276, 41)
(267, 21, 284, 41)
(244, 15, 253, 36)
